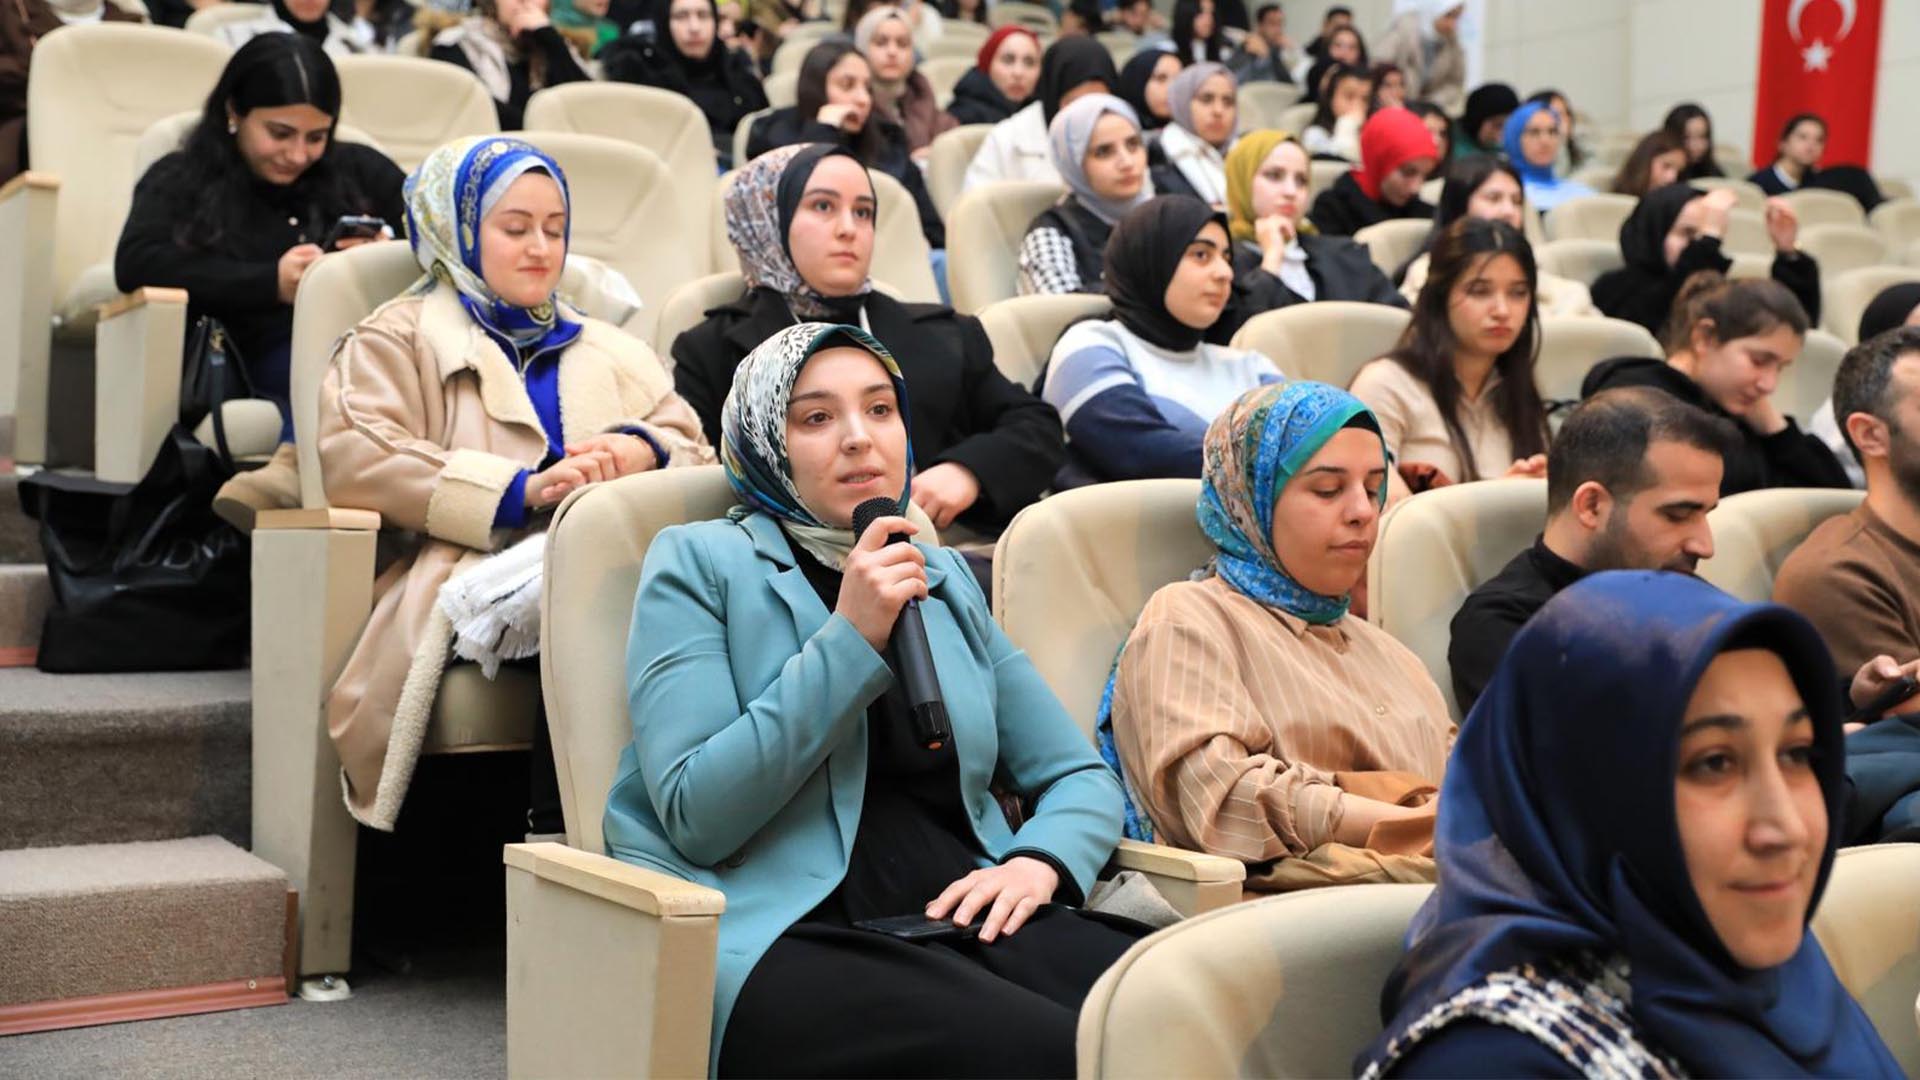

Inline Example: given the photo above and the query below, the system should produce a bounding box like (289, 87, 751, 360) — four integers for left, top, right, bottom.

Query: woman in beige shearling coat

(317, 136, 713, 831)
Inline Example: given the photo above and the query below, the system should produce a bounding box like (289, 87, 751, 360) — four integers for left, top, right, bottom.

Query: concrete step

(0, 836, 289, 1034)
(0, 564, 50, 666)
(0, 667, 251, 851)
(0, 470, 41, 566)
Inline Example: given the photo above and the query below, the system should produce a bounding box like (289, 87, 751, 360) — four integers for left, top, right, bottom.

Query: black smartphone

(323, 214, 388, 249)
(1846, 674, 1919, 726)
(852, 914, 980, 942)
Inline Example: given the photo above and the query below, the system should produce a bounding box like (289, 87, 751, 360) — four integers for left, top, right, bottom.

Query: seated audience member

(964, 36, 1117, 186)
(1665, 101, 1724, 179)
(1776, 326, 1920, 682)
(1501, 99, 1591, 214)
(1213, 129, 1402, 341)
(1170, 0, 1227, 65)
(431, 0, 590, 129)
(1405, 99, 1452, 162)
(1368, 63, 1406, 111)
(1528, 87, 1585, 172)
(747, 42, 944, 247)
(1227, 3, 1296, 85)
(1371, 1, 1463, 114)
(1360, 572, 1903, 1079)
(945, 25, 1040, 127)
(1400, 158, 1595, 316)
(1108, 0, 1167, 47)
(1109, 381, 1453, 885)
(1592, 183, 1820, 335)
(1308, 106, 1438, 237)
(1300, 62, 1368, 161)
(1749, 112, 1826, 196)
(1610, 128, 1688, 198)
(115, 35, 406, 527)
(214, 0, 371, 55)
(1018, 94, 1152, 296)
(1451, 81, 1515, 160)
(941, 0, 987, 23)
(738, 0, 811, 65)
(601, 0, 768, 167)
(854, 5, 955, 158)
(1585, 274, 1848, 494)
(1300, 4, 1351, 65)
(607, 321, 1143, 1078)
(1351, 218, 1549, 488)
(676, 145, 1062, 532)
(1042, 195, 1281, 485)
(1297, 22, 1364, 103)
(318, 136, 711, 834)
(548, 0, 619, 56)
(1, 0, 141, 182)
(1449, 388, 1734, 711)
(1151, 62, 1236, 207)
(1812, 283, 1920, 482)
(1116, 47, 1179, 133)
(1059, 0, 1103, 37)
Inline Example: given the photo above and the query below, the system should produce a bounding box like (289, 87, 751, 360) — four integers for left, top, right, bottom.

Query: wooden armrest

(97, 287, 189, 322)
(0, 171, 58, 201)
(255, 507, 383, 531)
(504, 842, 726, 918)
(1112, 839, 1246, 883)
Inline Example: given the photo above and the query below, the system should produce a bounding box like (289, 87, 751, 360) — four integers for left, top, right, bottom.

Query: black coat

(1210, 235, 1408, 343)
(432, 26, 591, 130)
(746, 108, 946, 248)
(1307, 171, 1434, 237)
(1580, 356, 1849, 496)
(1447, 536, 1583, 715)
(672, 288, 1064, 529)
(945, 68, 1022, 127)
(1590, 235, 1821, 337)
(600, 34, 767, 166)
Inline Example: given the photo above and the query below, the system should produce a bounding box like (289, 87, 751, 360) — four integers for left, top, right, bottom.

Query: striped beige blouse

(1112, 575, 1455, 862)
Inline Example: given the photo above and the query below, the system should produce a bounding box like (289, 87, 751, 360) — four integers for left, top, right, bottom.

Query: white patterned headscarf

(725, 143, 875, 319)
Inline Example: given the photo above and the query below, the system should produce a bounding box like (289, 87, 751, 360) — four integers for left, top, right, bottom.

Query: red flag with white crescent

(1751, 0, 1882, 169)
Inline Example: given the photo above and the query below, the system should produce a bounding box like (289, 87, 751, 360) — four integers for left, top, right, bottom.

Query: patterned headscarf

(1048, 93, 1153, 226)
(725, 144, 875, 320)
(720, 322, 925, 569)
(1198, 380, 1386, 623)
(405, 135, 581, 357)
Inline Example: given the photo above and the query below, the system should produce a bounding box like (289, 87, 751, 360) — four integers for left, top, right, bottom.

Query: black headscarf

(1038, 36, 1119, 123)
(1858, 282, 1920, 343)
(652, 0, 724, 73)
(1618, 182, 1704, 275)
(1104, 194, 1226, 352)
(1116, 47, 1176, 131)
(272, 0, 331, 43)
(1458, 82, 1519, 148)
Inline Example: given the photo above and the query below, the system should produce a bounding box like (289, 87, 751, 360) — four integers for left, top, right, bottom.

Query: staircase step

(0, 565, 50, 666)
(0, 836, 289, 1033)
(0, 668, 251, 851)
(0, 470, 41, 566)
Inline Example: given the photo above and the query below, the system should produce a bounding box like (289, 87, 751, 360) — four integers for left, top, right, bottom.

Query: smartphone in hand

(323, 215, 389, 250)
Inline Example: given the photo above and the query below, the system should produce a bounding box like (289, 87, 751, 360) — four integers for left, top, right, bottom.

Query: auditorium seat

(1824, 265, 1920, 344)
(936, 19, 991, 50)
(1796, 224, 1890, 280)
(1689, 176, 1767, 214)
(1308, 158, 1350, 200)
(730, 107, 771, 173)
(1881, 178, 1915, 201)
(1353, 218, 1430, 278)
(1721, 207, 1771, 257)
(921, 55, 973, 108)
(182, 1, 268, 36)
(1782, 187, 1867, 229)
(927, 123, 993, 217)
(1237, 81, 1303, 133)
(1868, 198, 1920, 256)
(1542, 192, 1636, 243)
(1775, 327, 1847, 427)
(1277, 101, 1315, 136)
(1094, 29, 1138, 66)
(946, 179, 1064, 314)
(708, 168, 940, 301)
(976, 292, 1110, 387)
(990, 0, 1057, 34)
(764, 69, 798, 110)
(1534, 237, 1624, 287)
(1367, 478, 1548, 722)
(1077, 883, 1432, 1079)
(1228, 300, 1410, 390)
(1810, 843, 1920, 1076)
(769, 22, 835, 75)
(652, 270, 907, 358)
(1534, 314, 1661, 409)
(1696, 487, 1864, 603)
(333, 54, 498, 171)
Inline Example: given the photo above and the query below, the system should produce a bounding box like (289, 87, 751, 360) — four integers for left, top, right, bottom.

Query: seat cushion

(424, 662, 541, 752)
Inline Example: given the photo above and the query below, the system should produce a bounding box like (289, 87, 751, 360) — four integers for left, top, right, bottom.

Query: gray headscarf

(1168, 61, 1234, 146)
(1048, 93, 1155, 225)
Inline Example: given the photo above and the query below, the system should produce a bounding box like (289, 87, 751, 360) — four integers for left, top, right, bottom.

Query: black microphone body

(852, 498, 952, 750)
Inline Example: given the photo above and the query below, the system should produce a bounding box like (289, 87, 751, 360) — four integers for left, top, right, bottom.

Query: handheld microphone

(851, 497, 952, 751)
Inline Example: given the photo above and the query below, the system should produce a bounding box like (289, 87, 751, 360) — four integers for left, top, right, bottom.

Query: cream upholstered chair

(1811, 843, 1920, 1076)
(652, 271, 906, 359)
(1775, 328, 1846, 427)
(764, 69, 799, 109)
(1690, 175, 1767, 214)
(922, 56, 973, 107)
(927, 32, 992, 61)
(1882, 179, 1916, 201)
(1534, 315, 1661, 408)
(1542, 192, 1635, 243)
(1534, 237, 1624, 288)
(769, 22, 834, 75)
(1799, 224, 1889, 279)
(1417, 176, 1442, 206)
(183, 1, 270, 35)
(1237, 81, 1302, 133)
(1353, 218, 1431, 278)
(1078, 883, 1432, 1079)
(251, 242, 645, 989)
(991, 0, 1057, 33)
(1721, 207, 1771, 257)
(1824, 265, 1920, 344)
(1368, 479, 1548, 722)
(927, 123, 992, 217)
(1277, 101, 1316, 136)
(1696, 487, 1864, 603)
(709, 168, 941, 302)
(523, 83, 722, 270)
(1783, 187, 1867, 229)
(947, 179, 1065, 314)
(1094, 29, 1138, 66)
(939, 18, 991, 49)
(1, 24, 230, 469)
(1228, 301, 1410, 391)
(334, 54, 499, 171)
(1308, 158, 1350, 200)
(977, 292, 1110, 387)
(730, 108, 770, 177)
(1869, 198, 1920, 253)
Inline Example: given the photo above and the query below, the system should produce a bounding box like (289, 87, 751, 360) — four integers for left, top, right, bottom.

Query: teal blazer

(602, 511, 1125, 1071)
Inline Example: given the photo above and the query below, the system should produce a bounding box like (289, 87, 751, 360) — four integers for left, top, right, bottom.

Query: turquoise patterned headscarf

(1198, 380, 1388, 623)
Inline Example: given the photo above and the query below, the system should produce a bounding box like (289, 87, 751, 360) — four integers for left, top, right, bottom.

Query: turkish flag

(1752, 0, 1883, 169)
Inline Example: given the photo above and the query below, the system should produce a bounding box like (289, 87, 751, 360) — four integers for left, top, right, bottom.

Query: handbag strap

(202, 323, 238, 468)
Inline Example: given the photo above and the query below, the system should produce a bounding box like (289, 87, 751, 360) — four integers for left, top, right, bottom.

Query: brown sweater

(1773, 503, 1920, 681)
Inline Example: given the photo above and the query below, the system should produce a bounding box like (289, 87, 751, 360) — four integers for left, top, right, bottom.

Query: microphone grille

(850, 497, 899, 542)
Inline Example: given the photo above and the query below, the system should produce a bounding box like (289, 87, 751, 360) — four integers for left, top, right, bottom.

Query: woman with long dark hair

(1300, 62, 1368, 160)
(1664, 102, 1723, 179)
(1399, 156, 1594, 315)
(1170, 0, 1228, 65)
(1299, 22, 1365, 105)
(600, 0, 767, 165)
(114, 33, 406, 524)
(1611, 128, 1689, 197)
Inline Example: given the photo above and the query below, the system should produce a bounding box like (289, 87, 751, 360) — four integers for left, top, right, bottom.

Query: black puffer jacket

(945, 68, 1023, 127)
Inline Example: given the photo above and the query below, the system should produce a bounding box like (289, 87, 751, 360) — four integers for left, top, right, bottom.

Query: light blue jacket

(602, 511, 1125, 1071)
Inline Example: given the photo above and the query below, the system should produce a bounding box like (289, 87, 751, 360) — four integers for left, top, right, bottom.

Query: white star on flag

(1803, 38, 1833, 71)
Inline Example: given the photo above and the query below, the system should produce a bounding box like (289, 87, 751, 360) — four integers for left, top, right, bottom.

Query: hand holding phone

(853, 913, 980, 942)
(323, 215, 389, 251)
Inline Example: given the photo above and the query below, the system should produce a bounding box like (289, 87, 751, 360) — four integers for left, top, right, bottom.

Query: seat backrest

(133, 111, 388, 182)
(977, 292, 1111, 387)
(947, 179, 1067, 314)
(1797, 224, 1890, 279)
(1368, 479, 1547, 722)
(1689, 175, 1767, 214)
(1880, 178, 1915, 200)
(334, 54, 498, 172)
(522, 82, 720, 269)
(1810, 843, 1920, 1076)
(541, 466, 739, 855)
(1229, 301, 1411, 391)
(764, 69, 799, 109)
(991, 0, 1058, 34)
(1237, 81, 1302, 133)
(1722, 207, 1771, 256)
(1782, 187, 1867, 229)
(770, 23, 834, 75)
(183, 1, 269, 35)
(730, 108, 770, 179)
(653, 270, 745, 357)
(921, 56, 973, 107)
(1535, 237, 1624, 287)
(1534, 315, 1661, 406)
(709, 167, 941, 303)
(1077, 883, 1433, 1079)
(1277, 101, 1316, 135)
(1776, 327, 1845, 426)
(1824, 265, 1920, 345)
(1697, 487, 1864, 603)
(25, 23, 232, 303)
(1867, 197, 1920, 249)
(927, 123, 993, 217)
(1353, 218, 1431, 278)
(993, 479, 1212, 736)
(1094, 29, 1138, 66)
(1308, 158, 1350, 199)
(1542, 192, 1636, 243)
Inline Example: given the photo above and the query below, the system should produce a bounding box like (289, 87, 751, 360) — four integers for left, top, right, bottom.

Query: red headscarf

(976, 25, 1041, 74)
(1354, 106, 1439, 201)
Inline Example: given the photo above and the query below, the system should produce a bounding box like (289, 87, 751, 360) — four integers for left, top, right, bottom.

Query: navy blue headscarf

(1362, 571, 1901, 1077)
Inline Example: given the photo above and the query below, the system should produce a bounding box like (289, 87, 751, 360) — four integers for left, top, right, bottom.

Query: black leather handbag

(177, 316, 257, 431)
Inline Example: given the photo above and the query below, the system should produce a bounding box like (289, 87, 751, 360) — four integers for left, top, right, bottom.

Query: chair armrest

(1110, 839, 1246, 917)
(505, 842, 722, 1080)
(94, 287, 189, 483)
(0, 172, 59, 464)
